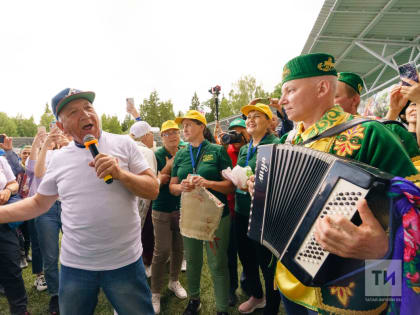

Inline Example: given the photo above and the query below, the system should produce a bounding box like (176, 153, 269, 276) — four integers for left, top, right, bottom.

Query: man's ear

(56, 121, 65, 133)
(316, 79, 330, 98)
(352, 94, 361, 113)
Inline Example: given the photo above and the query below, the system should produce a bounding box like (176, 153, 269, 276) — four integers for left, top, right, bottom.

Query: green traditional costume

(338, 71, 420, 159)
(275, 54, 418, 314)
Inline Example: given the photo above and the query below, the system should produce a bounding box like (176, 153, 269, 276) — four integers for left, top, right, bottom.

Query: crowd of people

(0, 52, 420, 315)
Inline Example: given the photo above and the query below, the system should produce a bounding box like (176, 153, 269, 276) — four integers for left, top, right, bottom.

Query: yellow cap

(175, 110, 207, 126)
(161, 120, 180, 133)
(241, 103, 273, 120)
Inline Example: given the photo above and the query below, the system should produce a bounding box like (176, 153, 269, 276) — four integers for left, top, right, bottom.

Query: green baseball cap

(228, 118, 246, 130)
(338, 72, 364, 95)
(282, 53, 337, 85)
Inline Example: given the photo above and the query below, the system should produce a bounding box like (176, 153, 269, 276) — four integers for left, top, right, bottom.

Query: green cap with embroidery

(338, 72, 364, 95)
(282, 53, 337, 85)
(228, 118, 246, 130)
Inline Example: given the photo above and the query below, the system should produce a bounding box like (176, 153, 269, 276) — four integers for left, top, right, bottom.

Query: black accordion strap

(377, 118, 407, 130)
(300, 118, 374, 146)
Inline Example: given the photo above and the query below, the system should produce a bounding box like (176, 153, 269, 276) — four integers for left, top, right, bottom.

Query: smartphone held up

(398, 61, 419, 86)
(126, 98, 135, 112)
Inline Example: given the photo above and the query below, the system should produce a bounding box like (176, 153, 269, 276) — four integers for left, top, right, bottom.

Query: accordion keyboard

(294, 179, 369, 278)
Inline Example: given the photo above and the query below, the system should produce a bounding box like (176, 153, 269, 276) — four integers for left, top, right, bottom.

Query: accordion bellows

(249, 144, 393, 286)
(180, 187, 224, 241)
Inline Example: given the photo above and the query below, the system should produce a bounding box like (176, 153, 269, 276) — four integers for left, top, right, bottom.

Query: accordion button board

(249, 143, 392, 286)
(294, 178, 368, 278)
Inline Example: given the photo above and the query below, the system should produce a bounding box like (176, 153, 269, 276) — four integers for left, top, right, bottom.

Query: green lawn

(1, 252, 286, 315)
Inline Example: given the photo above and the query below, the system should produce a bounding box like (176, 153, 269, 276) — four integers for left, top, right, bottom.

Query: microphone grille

(83, 134, 96, 143)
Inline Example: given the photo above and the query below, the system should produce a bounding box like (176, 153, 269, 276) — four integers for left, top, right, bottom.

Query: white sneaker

(181, 259, 187, 272)
(20, 257, 28, 269)
(168, 280, 187, 299)
(145, 265, 152, 278)
(152, 293, 161, 314)
(34, 274, 48, 292)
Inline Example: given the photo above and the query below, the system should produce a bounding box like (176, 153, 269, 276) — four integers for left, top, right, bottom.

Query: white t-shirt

(133, 139, 157, 175)
(38, 131, 150, 271)
(0, 156, 15, 190)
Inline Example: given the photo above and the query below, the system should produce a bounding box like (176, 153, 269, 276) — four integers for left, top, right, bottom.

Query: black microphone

(83, 134, 113, 184)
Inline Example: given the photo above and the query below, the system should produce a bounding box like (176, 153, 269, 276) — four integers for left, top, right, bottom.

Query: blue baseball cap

(51, 88, 95, 118)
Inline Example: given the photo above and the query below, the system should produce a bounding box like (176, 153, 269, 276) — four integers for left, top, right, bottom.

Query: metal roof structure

(302, 0, 420, 98)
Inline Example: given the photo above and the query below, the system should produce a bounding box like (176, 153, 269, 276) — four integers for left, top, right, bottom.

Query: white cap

(130, 121, 160, 138)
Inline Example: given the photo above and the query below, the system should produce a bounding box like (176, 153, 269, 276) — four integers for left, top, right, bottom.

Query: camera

(221, 131, 243, 145)
(209, 85, 221, 95)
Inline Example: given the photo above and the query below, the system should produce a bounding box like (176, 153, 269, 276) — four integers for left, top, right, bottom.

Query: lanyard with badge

(189, 142, 204, 175)
(236, 134, 267, 195)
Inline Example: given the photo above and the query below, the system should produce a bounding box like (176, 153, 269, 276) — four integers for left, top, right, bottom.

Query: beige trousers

(151, 210, 184, 294)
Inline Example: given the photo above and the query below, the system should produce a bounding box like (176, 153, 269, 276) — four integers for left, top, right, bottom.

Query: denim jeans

(27, 218, 43, 274)
(59, 257, 154, 315)
(35, 200, 62, 296)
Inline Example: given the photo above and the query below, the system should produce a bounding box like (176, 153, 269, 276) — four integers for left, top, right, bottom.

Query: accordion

(248, 144, 393, 286)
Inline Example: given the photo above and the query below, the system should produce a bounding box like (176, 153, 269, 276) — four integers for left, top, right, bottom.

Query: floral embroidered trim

(333, 124, 365, 157)
(329, 282, 355, 307)
(315, 287, 388, 315)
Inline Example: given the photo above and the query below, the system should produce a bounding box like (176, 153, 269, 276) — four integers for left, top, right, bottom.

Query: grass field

(0, 251, 286, 315)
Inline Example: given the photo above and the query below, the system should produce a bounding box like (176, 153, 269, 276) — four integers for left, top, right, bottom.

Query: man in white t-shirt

(0, 88, 159, 315)
(128, 121, 159, 279)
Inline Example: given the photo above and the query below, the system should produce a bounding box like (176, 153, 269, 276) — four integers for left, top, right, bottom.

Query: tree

(219, 96, 234, 119)
(139, 91, 175, 128)
(121, 114, 135, 133)
(39, 103, 55, 131)
(271, 82, 282, 99)
(139, 91, 160, 127)
(101, 114, 122, 134)
(228, 75, 269, 113)
(13, 114, 37, 137)
(0, 112, 17, 136)
(190, 92, 201, 111)
(158, 100, 175, 127)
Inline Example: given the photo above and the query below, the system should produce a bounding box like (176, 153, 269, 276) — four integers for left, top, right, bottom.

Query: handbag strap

(299, 118, 374, 146)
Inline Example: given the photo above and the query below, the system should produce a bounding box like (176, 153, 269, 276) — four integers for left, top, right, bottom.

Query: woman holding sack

(233, 104, 282, 315)
(169, 110, 234, 315)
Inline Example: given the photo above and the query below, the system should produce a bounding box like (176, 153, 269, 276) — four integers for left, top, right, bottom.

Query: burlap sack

(180, 187, 224, 241)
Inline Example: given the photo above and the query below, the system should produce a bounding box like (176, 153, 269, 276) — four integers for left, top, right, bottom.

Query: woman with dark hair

(169, 110, 234, 315)
(231, 104, 281, 315)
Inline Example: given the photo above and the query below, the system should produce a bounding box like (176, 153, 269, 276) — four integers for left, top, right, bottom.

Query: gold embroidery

(333, 124, 365, 157)
(317, 57, 335, 72)
(315, 287, 388, 315)
(202, 154, 214, 162)
(358, 83, 363, 93)
(329, 282, 355, 307)
(282, 66, 291, 80)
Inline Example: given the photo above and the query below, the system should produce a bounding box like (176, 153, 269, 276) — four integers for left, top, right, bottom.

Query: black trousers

(235, 213, 281, 315)
(0, 223, 28, 315)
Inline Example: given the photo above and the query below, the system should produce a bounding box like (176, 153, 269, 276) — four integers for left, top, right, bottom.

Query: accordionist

(248, 53, 418, 314)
